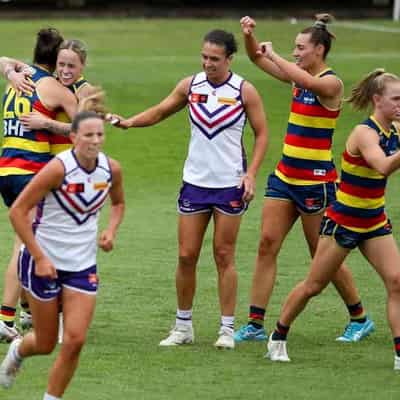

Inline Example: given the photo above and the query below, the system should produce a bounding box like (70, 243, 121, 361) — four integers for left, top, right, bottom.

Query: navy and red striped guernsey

(0, 65, 57, 176)
(275, 69, 340, 185)
(326, 116, 400, 232)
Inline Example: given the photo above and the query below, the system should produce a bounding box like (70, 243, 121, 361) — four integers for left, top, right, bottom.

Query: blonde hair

(58, 39, 87, 64)
(347, 69, 400, 111)
(78, 86, 107, 117)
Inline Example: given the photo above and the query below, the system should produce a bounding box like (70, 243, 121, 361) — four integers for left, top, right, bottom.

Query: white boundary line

(91, 53, 400, 63)
(335, 22, 400, 34)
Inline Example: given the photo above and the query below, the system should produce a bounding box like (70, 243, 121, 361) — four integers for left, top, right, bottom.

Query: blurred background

(0, 0, 398, 20)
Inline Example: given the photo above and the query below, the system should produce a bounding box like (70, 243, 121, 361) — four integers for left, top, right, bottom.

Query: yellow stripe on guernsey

(0, 167, 35, 176)
(343, 220, 387, 233)
(2, 137, 50, 153)
(289, 113, 337, 129)
(341, 158, 384, 179)
(50, 144, 71, 155)
(336, 191, 385, 209)
(283, 144, 333, 161)
(274, 169, 324, 186)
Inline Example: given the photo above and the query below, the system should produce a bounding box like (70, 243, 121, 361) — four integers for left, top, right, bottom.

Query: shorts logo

(305, 197, 322, 210)
(384, 222, 392, 231)
(229, 200, 242, 208)
(66, 183, 85, 193)
(190, 93, 208, 103)
(43, 280, 58, 294)
(88, 273, 98, 286)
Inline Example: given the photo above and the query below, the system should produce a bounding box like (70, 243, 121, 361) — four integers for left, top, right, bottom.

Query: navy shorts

(177, 182, 248, 216)
(265, 173, 336, 214)
(18, 246, 99, 301)
(319, 216, 393, 249)
(0, 174, 34, 207)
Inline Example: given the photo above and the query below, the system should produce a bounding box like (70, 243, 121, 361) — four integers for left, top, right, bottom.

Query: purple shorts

(177, 182, 248, 216)
(18, 247, 99, 301)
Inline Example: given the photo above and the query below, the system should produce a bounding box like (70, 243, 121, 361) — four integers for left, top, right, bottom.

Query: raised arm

(9, 158, 65, 279)
(261, 42, 343, 100)
(98, 158, 125, 252)
(240, 16, 291, 83)
(240, 81, 268, 201)
(351, 125, 400, 177)
(109, 77, 191, 129)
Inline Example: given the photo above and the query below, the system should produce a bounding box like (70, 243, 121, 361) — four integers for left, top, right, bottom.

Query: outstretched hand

(105, 113, 130, 129)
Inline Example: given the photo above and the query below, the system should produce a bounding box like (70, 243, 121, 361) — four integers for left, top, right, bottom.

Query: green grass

(0, 17, 400, 399)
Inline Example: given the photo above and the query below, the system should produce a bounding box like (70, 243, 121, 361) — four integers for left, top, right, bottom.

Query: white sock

(176, 309, 193, 327)
(43, 393, 61, 400)
(221, 316, 234, 333)
(13, 341, 23, 363)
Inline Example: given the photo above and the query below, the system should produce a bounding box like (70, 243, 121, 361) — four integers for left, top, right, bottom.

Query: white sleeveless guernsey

(33, 149, 112, 272)
(183, 71, 247, 188)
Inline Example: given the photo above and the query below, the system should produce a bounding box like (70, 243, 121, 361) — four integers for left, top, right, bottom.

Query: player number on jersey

(3, 88, 31, 137)
(3, 87, 31, 119)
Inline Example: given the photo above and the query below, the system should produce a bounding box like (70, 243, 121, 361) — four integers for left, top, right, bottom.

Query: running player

(0, 109, 125, 399)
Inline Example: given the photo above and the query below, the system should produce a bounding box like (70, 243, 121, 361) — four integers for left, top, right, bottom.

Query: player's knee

(303, 280, 324, 298)
(178, 253, 198, 269)
(36, 339, 57, 355)
(63, 333, 86, 355)
(388, 272, 400, 295)
(258, 233, 281, 258)
(214, 245, 234, 269)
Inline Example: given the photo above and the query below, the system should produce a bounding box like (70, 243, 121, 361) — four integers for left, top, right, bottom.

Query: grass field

(0, 17, 400, 400)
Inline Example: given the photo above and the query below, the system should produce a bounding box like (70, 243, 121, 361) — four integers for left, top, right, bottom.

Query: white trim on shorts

(62, 284, 97, 296)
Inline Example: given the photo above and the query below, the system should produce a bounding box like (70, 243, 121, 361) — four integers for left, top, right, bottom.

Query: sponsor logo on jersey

(190, 93, 208, 103)
(66, 183, 85, 193)
(93, 182, 108, 190)
(217, 97, 237, 105)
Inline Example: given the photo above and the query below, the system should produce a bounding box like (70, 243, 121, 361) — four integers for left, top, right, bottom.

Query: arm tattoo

(43, 120, 71, 137)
